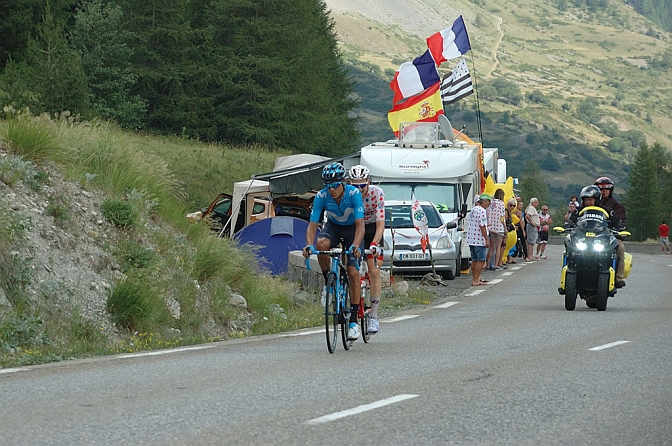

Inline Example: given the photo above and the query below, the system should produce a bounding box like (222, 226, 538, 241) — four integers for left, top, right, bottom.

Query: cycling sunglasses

(325, 182, 342, 189)
(351, 183, 368, 189)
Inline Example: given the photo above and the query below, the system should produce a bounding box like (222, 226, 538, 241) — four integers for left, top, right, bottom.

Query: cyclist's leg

(316, 222, 339, 281)
(363, 223, 382, 319)
(335, 224, 362, 323)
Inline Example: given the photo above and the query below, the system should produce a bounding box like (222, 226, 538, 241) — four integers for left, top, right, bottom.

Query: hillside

(329, 0, 672, 193)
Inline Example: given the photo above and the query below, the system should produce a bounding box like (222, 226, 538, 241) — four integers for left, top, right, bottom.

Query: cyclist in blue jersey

(303, 162, 365, 341)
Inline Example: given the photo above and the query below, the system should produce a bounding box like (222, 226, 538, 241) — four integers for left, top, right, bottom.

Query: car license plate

(398, 253, 429, 260)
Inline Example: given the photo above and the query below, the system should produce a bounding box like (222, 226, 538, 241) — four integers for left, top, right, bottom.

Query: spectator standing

(505, 198, 519, 264)
(535, 205, 553, 259)
(564, 201, 579, 228)
(514, 198, 527, 260)
(660, 220, 670, 254)
(486, 188, 507, 271)
(525, 198, 540, 262)
(467, 194, 491, 286)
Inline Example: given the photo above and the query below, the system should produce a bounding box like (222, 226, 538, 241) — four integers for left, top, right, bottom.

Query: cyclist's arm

(306, 221, 319, 247)
(353, 218, 365, 249)
(372, 219, 385, 246)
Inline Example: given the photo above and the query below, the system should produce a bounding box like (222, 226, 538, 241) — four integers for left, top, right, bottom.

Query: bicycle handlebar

(305, 248, 375, 271)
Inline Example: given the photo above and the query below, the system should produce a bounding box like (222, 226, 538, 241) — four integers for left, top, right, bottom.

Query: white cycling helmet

(349, 164, 370, 181)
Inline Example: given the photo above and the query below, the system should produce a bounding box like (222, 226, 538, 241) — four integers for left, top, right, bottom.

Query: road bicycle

(307, 246, 372, 353)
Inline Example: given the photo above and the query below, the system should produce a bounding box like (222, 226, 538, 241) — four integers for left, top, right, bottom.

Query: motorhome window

(213, 199, 232, 215)
(385, 205, 443, 228)
(379, 183, 458, 213)
(252, 202, 266, 214)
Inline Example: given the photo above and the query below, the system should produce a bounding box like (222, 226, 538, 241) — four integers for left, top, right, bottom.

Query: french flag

(426, 15, 471, 67)
(389, 50, 440, 105)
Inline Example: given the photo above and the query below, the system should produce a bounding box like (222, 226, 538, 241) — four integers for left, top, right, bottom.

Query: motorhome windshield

(378, 183, 458, 213)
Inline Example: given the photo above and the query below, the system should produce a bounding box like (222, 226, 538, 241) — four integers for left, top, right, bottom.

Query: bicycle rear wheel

(340, 274, 351, 350)
(325, 273, 338, 354)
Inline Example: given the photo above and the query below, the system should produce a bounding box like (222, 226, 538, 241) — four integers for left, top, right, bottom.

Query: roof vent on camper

(398, 122, 440, 148)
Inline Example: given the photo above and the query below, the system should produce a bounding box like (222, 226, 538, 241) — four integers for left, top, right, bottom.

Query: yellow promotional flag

(387, 82, 444, 136)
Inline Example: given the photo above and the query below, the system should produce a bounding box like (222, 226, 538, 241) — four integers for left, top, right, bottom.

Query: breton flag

(440, 59, 474, 106)
(426, 16, 471, 67)
(387, 82, 444, 136)
(389, 50, 441, 105)
(411, 191, 429, 254)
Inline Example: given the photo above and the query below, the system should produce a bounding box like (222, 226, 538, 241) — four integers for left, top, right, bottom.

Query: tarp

(224, 179, 271, 237)
(233, 216, 309, 276)
(253, 152, 361, 196)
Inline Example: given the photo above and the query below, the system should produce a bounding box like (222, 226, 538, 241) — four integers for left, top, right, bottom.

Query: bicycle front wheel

(360, 285, 371, 343)
(340, 274, 351, 350)
(325, 273, 338, 354)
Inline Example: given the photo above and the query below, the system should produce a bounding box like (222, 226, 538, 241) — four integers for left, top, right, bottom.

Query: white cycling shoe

(347, 322, 360, 341)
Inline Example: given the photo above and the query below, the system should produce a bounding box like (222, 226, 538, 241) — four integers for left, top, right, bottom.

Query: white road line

(305, 394, 419, 425)
(488, 278, 503, 284)
(278, 329, 323, 338)
(465, 289, 487, 296)
(589, 341, 631, 351)
(502, 272, 514, 276)
(0, 368, 29, 375)
(383, 315, 419, 323)
(119, 345, 214, 359)
(434, 301, 459, 309)
(509, 266, 523, 270)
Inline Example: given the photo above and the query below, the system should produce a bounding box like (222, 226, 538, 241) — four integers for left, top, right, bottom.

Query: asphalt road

(1, 245, 671, 446)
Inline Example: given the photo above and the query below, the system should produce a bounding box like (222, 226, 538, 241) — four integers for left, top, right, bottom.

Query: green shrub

(2, 116, 59, 161)
(0, 154, 37, 186)
(101, 198, 136, 228)
(115, 241, 154, 271)
(106, 275, 169, 332)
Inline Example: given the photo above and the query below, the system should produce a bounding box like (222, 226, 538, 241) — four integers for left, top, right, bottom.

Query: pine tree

(624, 144, 659, 241)
(24, 4, 91, 118)
(69, 0, 147, 129)
(519, 160, 549, 207)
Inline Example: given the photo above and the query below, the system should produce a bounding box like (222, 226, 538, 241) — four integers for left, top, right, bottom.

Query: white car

(381, 200, 458, 280)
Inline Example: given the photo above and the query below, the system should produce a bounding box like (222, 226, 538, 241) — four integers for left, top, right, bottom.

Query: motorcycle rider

(578, 184, 627, 288)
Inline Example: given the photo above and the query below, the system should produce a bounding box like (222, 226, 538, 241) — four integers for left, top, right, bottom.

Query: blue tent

(233, 216, 309, 275)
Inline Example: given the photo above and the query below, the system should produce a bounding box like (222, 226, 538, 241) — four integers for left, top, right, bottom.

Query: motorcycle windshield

(576, 210, 609, 233)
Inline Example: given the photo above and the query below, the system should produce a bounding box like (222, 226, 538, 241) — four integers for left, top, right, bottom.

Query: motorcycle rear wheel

(596, 273, 609, 311)
(565, 273, 577, 311)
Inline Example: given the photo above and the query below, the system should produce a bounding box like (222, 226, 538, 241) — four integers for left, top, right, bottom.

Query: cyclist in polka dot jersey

(348, 165, 385, 334)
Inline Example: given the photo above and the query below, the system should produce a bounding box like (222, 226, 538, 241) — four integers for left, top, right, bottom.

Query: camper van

(348, 118, 506, 272)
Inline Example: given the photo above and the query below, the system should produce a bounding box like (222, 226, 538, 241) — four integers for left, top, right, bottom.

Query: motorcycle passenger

(578, 185, 627, 288)
(594, 177, 627, 288)
(348, 164, 385, 334)
(303, 162, 365, 340)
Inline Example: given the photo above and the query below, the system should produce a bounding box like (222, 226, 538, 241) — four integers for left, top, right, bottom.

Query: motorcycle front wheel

(565, 272, 577, 311)
(596, 273, 609, 311)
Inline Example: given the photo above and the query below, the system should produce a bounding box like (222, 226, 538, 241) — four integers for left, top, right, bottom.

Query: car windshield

(379, 183, 457, 213)
(385, 204, 443, 229)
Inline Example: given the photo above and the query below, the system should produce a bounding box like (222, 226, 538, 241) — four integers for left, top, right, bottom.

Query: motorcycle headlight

(436, 236, 452, 249)
(576, 241, 587, 250)
(593, 242, 605, 252)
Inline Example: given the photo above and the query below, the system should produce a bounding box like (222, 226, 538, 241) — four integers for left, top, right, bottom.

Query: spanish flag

(387, 82, 444, 136)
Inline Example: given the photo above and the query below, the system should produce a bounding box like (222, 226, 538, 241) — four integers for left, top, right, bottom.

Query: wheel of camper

(325, 272, 338, 354)
(564, 273, 577, 311)
(596, 273, 609, 311)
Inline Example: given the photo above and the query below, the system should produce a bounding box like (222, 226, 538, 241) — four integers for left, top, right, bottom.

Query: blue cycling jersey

(310, 184, 364, 226)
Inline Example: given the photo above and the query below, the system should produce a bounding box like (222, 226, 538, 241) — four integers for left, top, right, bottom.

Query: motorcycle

(553, 206, 632, 311)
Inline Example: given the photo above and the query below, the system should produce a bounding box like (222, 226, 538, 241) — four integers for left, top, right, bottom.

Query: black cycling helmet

(594, 176, 614, 190)
(322, 162, 346, 184)
(580, 185, 601, 202)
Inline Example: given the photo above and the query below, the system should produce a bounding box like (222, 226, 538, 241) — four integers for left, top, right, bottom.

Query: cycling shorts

(317, 221, 363, 267)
